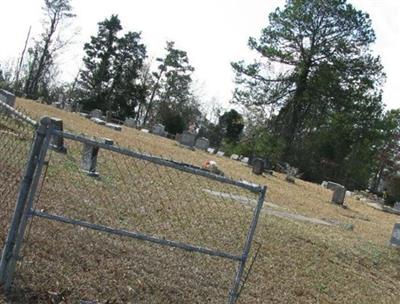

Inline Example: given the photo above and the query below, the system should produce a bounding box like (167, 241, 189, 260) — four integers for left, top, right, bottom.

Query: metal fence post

(227, 185, 267, 304)
(0, 117, 52, 290)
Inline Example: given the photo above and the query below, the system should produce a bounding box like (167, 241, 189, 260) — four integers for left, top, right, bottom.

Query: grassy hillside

(1, 98, 399, 303)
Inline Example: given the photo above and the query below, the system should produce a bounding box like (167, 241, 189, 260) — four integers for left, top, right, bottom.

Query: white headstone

(216, 151, 225, 157)
(105, 123, 122, 131)
(230, 154, 239, 160)
(241, 157, 249, 164)
(393, 202, 400, 211)
(90, 117, 106, 125)
(207, 148, 215, 154)
(141, 128, 150, 133)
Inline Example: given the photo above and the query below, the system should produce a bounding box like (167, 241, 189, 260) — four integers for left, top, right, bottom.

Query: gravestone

(106, 111, 112, 122)
(152, 123, 165, 136)
(195, 137, 209, 150)
(389, 223, 400, 247)
(230, 154, 239, 160)
(90, 117, 106, 125)
(81, 139, 113, 176)
(49, 118, 67, 153)
(76, 103, 83, 113)
(64, 103, 73, 112)
(124, 118, 136, 128)
(207, 148, 215, 154)
(0, 89, 16, 107)
(140, 128, 150, 133)
(241, 157, 249, 164)
(332, 184, 346, 205)
(321, 181, 328, 188)
(252, 158, 264, 175)
(79, 113, 89, 118)
(81, 143, 99, 176)
(90, 109, 103, 119)
(179, 131, 196, 147)
(394, 202, 400, 212)
(216, 151, 225, 157)
(105, 122, 122, 131)
(175, 133, 182, 142)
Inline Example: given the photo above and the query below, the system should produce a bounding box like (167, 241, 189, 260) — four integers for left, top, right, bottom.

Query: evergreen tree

(78, 15, 146, 118)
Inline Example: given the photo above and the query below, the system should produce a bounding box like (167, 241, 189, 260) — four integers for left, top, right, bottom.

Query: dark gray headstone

(152, 123, 165, 136)
(179, 131, 196, 147)
(389, 223, 400, 247)
(90, 109, 103, 119)
(0, 89, 16, 107)
(106, 111, 112, 122)
(332, 185, 346, 205)
(252, 158, 264, 175)
(124, 118, 136, 128)
(50, 118, 67, 153)
(195, 137, 209, 150)
(81, 143, 99, 176)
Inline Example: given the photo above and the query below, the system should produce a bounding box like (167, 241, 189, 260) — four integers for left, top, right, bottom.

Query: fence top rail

(52, 128, 264, 193)
(0, 99, 38, 127)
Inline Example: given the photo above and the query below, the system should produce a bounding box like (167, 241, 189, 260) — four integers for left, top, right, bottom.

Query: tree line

(0, 0, 399, 201)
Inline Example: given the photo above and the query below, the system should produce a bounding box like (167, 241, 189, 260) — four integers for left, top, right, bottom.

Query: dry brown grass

(0, 98, 399, 303)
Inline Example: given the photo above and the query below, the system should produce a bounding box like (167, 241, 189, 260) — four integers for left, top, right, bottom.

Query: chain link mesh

(0, 102, 36, 255)
(1, 112, 264, 303)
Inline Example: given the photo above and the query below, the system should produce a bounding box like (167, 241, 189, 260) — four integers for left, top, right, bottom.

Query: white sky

(0, 0, 398, 110)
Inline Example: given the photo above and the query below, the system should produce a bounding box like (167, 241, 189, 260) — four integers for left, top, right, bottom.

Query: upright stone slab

(50, 118, 67, 153)
(393, 202, 400, 212)
(0, 89, 16, 107)
(152, 123, 165, 136)
(252, 158, 264, 175)
(90, 109, 103, 119)
(179, 131, 196, 147)
(332, 185, 346, 205)
(124, 118, 136, 128)
(216, 151, 225, 157)
(390, 223, 400, 247)
(195, 137, 209, 150)
(81, 143, 99, 176)
(241, 157, 249, 164)
(230, 154, 239, 160)
(76, 103, 83, 113)
(207, 148, 215, 154)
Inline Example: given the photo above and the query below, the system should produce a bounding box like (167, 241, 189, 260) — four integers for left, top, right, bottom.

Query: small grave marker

(49, 118, 67, 153)
(105, 122, 122, 131)
(179, 131, 196, 147)
(195, 137, 209, 150)
(230, 154, 239, 160)
(216, 151, 225, 157)
(0, 89, 16, 107)
(389, 223, 400, 247)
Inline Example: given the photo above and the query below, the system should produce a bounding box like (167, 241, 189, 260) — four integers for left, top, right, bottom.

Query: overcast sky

(0, 0, 398, 110)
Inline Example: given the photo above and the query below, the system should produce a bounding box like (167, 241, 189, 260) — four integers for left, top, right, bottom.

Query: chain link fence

(1, 103, 266, 303)
(0, 100, 36, 260)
